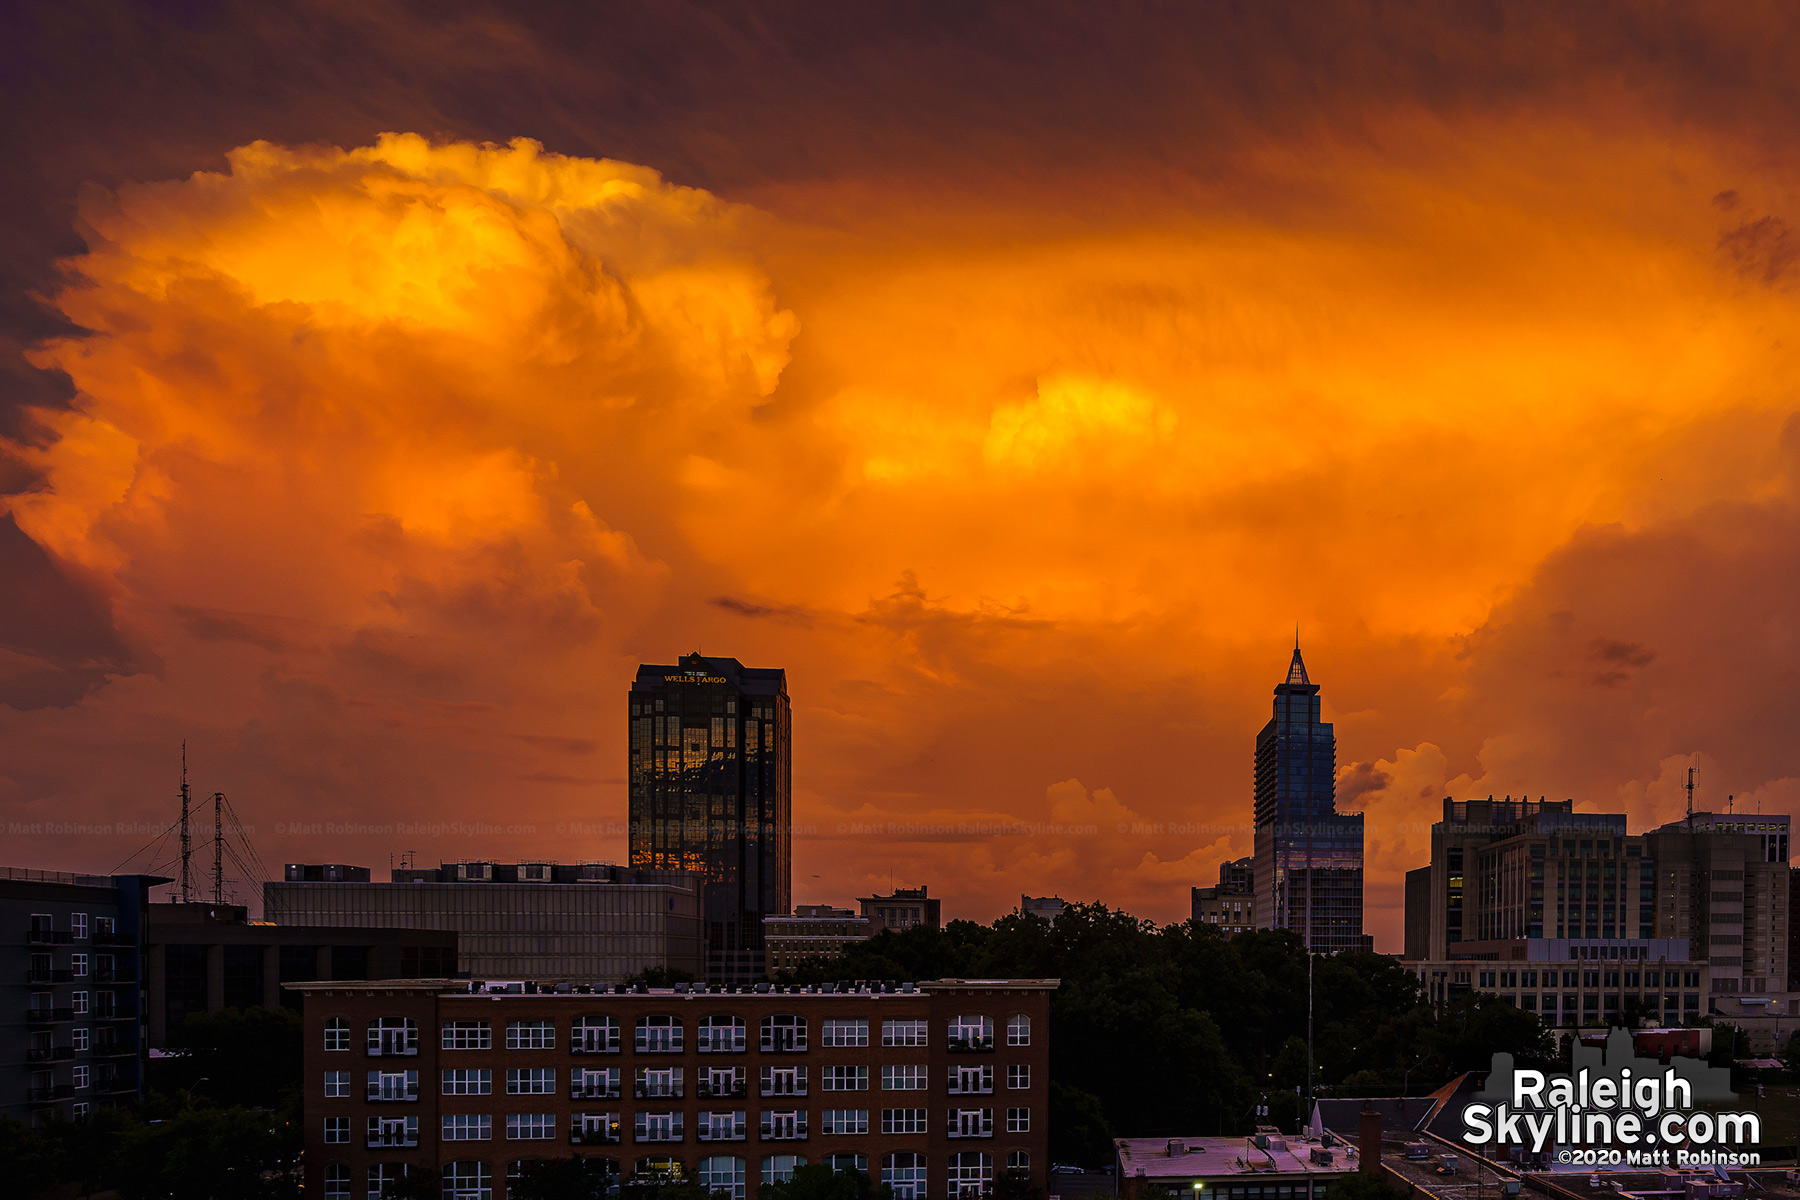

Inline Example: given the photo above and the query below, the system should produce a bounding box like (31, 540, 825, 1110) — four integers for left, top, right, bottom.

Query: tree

(512, 1157, 621, 1200)
(623, 966, 698, 987)
(1323, 1172, 1407, 1200)
(1050, 1082, 1116, 1166)
(759, 1164, 889, 1200)
(158, 1005, 305, 1110)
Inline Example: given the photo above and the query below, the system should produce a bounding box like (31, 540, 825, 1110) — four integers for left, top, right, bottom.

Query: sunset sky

(5, 3, 1800, 947)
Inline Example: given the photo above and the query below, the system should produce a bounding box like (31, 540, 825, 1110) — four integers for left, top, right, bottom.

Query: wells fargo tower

(629, 652, 792, 983)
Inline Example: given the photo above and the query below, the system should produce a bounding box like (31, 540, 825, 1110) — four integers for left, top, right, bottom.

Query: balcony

(27, 1046, 75, 1063)
(94, 1043, 137, 1058)
(573, 1128, 623, 1146)
(27, 930, 73, 946)
(27, 1008, 75, 1024)
(92, 931, 133, 947)
(97, 1076, 136, 1095)
(366, 1134, 419, 1149)
(698, 1081, 747, 1100)
(946, 1037, 994, 1054)
(366, 1087, 420, 1103)
(27, 1085, 76, 1103)
(634, 1085, 684, 1100)
(698, 1128, 748, 1143)
(100, 1006, 138, 1022)
(95, 966, 136, 983)
(29, 968, 75, 984)
(570, 1085, 622, 1101)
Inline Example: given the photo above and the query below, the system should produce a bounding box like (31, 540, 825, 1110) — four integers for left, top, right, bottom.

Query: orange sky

(5, 4, 1800, 947)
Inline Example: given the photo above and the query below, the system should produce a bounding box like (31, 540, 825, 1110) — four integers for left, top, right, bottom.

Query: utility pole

(178, 742, 193, 903)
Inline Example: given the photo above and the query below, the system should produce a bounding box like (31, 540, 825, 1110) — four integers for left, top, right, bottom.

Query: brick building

(291, 976, 1056, 1200)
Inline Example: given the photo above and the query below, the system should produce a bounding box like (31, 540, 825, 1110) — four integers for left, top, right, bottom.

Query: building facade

(857, 888, 941, 933)
(1644, 814, 1792, 999)
(147, 901, 458, 1044)
(630, 654, 792, 984)
(1405, 937, 1709, 1029)
(762, 908, 872, 974)
(1191, 858, 1256, 936)
(1251, 647, 1366, 953)
(1017, 897, 1064, 924)
(1114, 1133, 1363, 1200)
(1, 867, 164, 1125)
(292, 977, 1055, 1200)
(265, 862, 701, 984)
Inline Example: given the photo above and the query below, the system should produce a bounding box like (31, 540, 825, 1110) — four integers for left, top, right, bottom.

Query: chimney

(1359, 1106, 1382, 1176)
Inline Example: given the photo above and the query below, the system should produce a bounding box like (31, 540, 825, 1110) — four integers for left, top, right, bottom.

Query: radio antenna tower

(179, 742, 194, 902)
(212, 791, 225, 904)
(1684, 755, 1698, 831)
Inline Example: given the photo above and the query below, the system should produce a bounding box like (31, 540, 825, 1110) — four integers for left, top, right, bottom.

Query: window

(322, 1164, 349, 1200)
(507, 1112, 556, 1140)
(573, 1014, 620, 1054)
(324, 1116, 350, 1144)
(73, 1065, 90, 1090)
(635, 1111, 684, 1142)
(636, 1066, 684, 1098)
(325, 1070, 351, 1098)
(948, 1015, 993, 1051)
(948, 1152, 993, 1196)
(72, 991, 88, 1015)
(71, 953, 88, 978)
(442, 1161, 492, 1200)
(71, 913, 88, 940)
(701, 1066, 745, 1098)
(1007, 1108, 1030, 1133)
(367, 1069, 419, 1101)
(949, 1065, 992, 1094)
(825, 1154, 869, 1175)
(821, 1065, 869, 1091)
(699, 1015, 746, 1053)
(1006, 1151, 1030, 1178)
(442, 1069, 491, 1096)
(572, 1066, 620, 1099)
(369, 1115, 421, 1149)
(1006, 1015, 1030, 1046)
(441, 1021, 491, 1050)
(1007, 1064, 1030, 1090)
(884, 1152, 928, 1199)
(883, 1064, 928, 1091)
(506, 1020, 554, 1050)
(823, 1109, 869, 1135)
(762, 1065, 807, 1097)
(948, 1109, 993, 1138)
(93, 990, 115, 1019)
(762, 1014, 807, 1052)
(699, 1155, 748, 1200)
(883, 1108, 929, 1135)
(94, 916, 115, 938)
(71, 1028, 89, 1052)
(883, 1019, 929, 1047)
(368, 1164, 412, 1198)
(764, 1155, 807, 1185)
(822, 1019, 869, 1047)
(637, 1015, 683, 1053)
(367, 1017, 418, 1056)
(573, 1112, 622, 1144)
(701, 1110, 748, 1141)
(507, 1067, 555, 1095)
(324, 1017, 351, 1052)
(442, 1113, 492, 1141)
(762, 1110, 808, 1140)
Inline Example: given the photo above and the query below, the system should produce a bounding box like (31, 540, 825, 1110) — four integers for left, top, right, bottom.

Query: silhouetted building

(630, 653, 791, 984)
(1018, 896, 1065, 923)
(1192, 858, 1256, 936)
(762, 905, 871, 972)
(1403, 866, 1431, 961)
(146, 901, 457, 1044)
(1250, 647, 1366, 953)
(265, 862, 701, 983)
(857, 887, 941, 932)
(1, 867, 166, 1125)
(1645, 813, 1792, 999)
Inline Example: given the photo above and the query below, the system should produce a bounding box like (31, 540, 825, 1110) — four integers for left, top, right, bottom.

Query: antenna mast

(1684, 755, 1698, 831)
(212, 792, 225, 904)
(179, 742, 193, 902)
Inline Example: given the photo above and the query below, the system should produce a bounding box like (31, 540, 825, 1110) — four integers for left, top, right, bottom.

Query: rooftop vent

(1166, 1141, 1187, 1158)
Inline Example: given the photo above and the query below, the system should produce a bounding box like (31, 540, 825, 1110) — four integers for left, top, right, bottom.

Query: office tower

(266, 861, 702, 985)
(630, 653, 791, 984)
(857, 887, 941, 933)
(1645, 813, 1792, 999)
(1250, 646, 1367, 953)
(1191, 857, 1255, 937)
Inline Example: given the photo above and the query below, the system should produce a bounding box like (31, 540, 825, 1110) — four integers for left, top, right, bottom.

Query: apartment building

(2, 868, 164, 1124)
(762, 908, 871, 974)
(292, 976, 1055, 1200)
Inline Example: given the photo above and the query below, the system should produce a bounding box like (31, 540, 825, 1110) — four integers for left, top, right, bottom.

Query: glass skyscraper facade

(628, 653, 791, 983)
(1251, 646, 1367, 953)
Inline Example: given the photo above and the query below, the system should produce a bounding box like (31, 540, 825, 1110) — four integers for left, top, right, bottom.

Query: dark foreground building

(292, 976, 1054, 1200)
(1250, 646, 1367, 953)
(630, 653, 791, 983)
(1, 867, 165, 1124)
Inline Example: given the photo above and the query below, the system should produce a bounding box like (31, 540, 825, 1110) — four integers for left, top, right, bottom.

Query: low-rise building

(1192, 858, 1256, 936)
(266, 861, 702, 984)
(762, 907, 872, 973)
(857, 888, 941, 934)
(1115, 1133, 1364, 1200)
(1405, 937, 1709, 1029)
(1, 867, 166, 1125)
(146, 901, 458, 1044)
(1018, 896, 1065, 924)
(291, 975, 1055, 1200)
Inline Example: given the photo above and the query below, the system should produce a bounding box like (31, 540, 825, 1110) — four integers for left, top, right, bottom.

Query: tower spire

(1285, 643, 1310, 686)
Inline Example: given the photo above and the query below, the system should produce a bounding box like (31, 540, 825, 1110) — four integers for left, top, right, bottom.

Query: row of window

(27, 990, 123, 1016)
(336, 1015, 1031, 1056)
(329, 1064, 1031, 1100)
(1477, 969, 1703, 989)
(334, 1107, 1032, 1148)
(322, 1151, 1020, 1200)
(27, 952, 122, 978)
(25, 913, 117, 939)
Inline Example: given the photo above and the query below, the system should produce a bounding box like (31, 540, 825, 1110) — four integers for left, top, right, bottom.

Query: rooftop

(1115, 1135, 1362, 1180)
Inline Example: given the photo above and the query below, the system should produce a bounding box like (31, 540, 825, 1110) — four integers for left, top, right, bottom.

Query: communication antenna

(179, 742, 193, 902)
(1684, 754, 1698, 831)
(212, 791, 225, 905)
